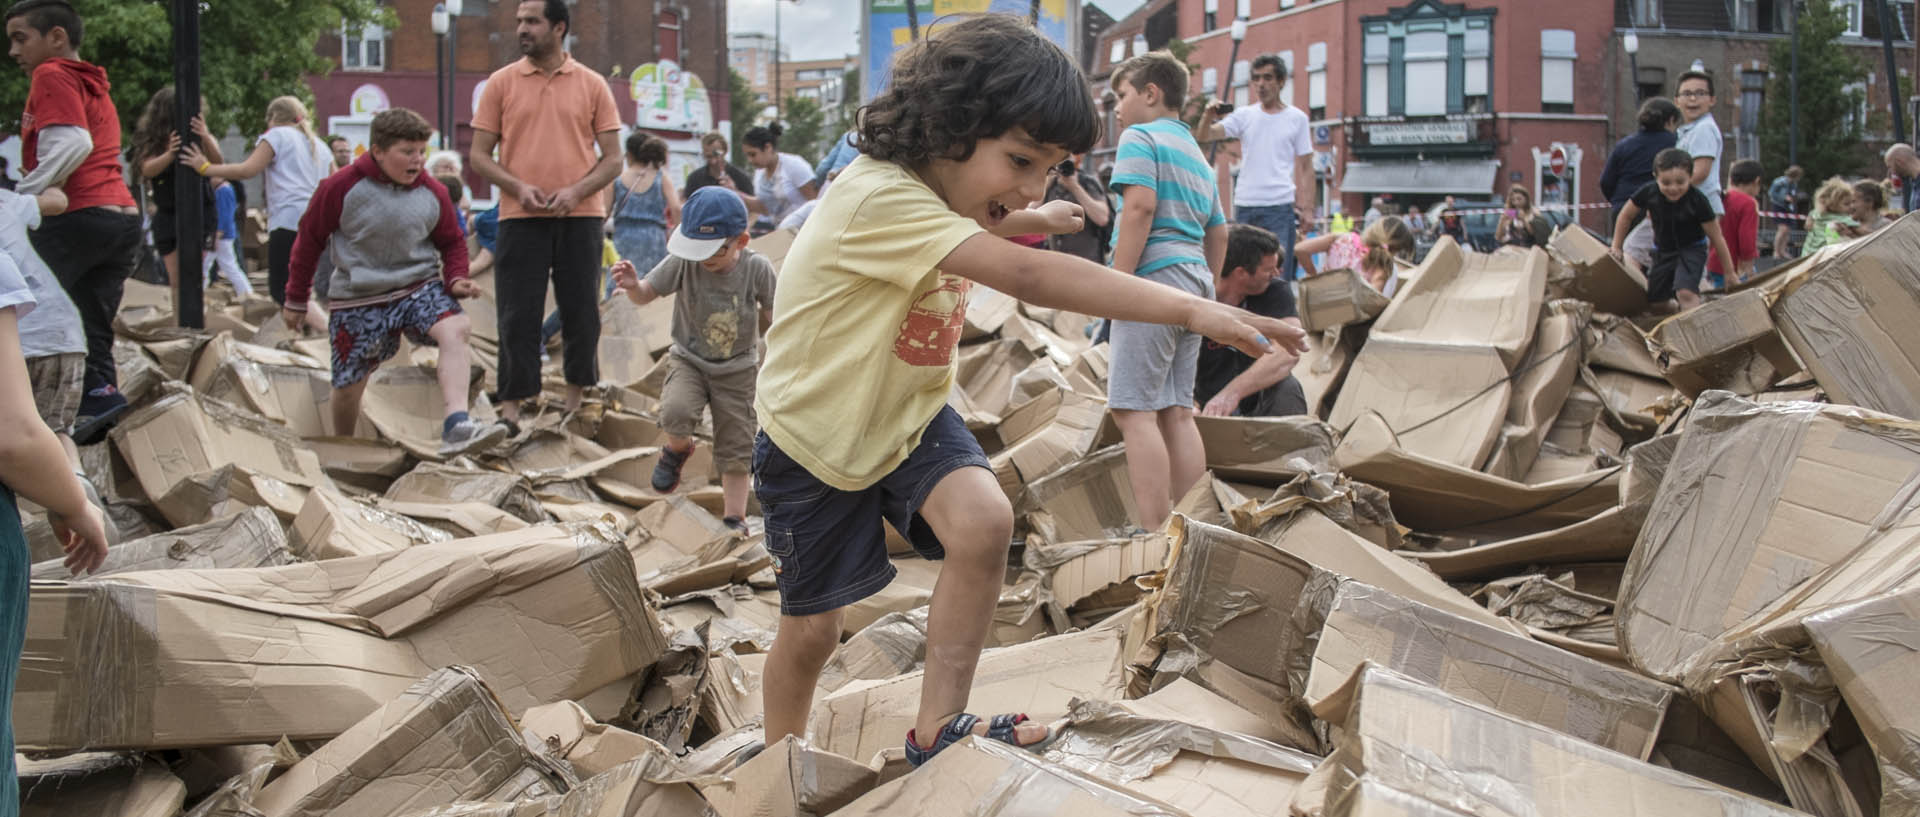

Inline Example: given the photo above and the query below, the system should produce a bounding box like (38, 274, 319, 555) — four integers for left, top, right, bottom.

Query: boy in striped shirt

(1107, 51, 1229, 532)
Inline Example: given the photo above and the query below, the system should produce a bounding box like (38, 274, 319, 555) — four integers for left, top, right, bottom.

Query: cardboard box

(1295, 323, 1363, 421)
(1803, 586, 1920, 817)
(1329, 338, 1513, 470)
(110, 388, 335, 503)
(251, 667, 569, 817)
(1617, 392, 1920, 684)
(19, 758, 186, 817)
(1770, 211, 1920, 418)
(1586, 368, 1677, 435)
(1299, 268, 1391, 333)
(1333, 411, 1619, 536)
(1024, 444, 1139, 542)
(395, 754, 710, 816)
(1406, 505, 1640, 581)
(385, 462, 547, 524)
(1304, 581, 1672, 759)
(1647, 288, 1800, 397)
(1304, 664, 1804, 817)
(829, 736, 1192, 817)
(1546, 223, 1650, 316)
(696, 735, 880, 817)
(991, 388, 1106, 502)
(1588, 315, 1665, 378)
(1369, 236, 1546, 369)
(1482, 299, 1590, 480)
(373, 500, 531, 539)
(963, 283, 1021, 341)
(186, 334, 333, 437)
(1091, 414, 1338, 486)
(359, 364, 503, 460)
(1543, 384, 1623, 457)
(1044, 698, 1319, 817)
(31, 506, 293, 580)
(19, 526, 667, 752)
(809, 623, 1128, 761)
(307, 436, 414, 494)
(1031, 533, 1171, 614)
(291, 488, 453, 560)
(519, 700, 667, 778)
(154, 463, 310, 527)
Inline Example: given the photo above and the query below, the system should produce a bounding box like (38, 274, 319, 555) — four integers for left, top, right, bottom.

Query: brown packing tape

(1298, 268, 1392, 334)
(26, 582, 159, 752)
(31, 506, 294, 580)
(19, 757, 186, 817)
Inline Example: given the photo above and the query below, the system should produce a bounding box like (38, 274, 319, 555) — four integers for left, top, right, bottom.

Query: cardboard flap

(31, 506, 293, 580)
(1370, 236, 1547, 369)
(1546, 223, 1650, 316)
(1329, 339, 1513, 470)
(1770, 210, 1920, 418)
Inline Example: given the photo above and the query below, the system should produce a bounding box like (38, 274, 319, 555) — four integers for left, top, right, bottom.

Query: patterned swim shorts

(329, 280, 462, 388)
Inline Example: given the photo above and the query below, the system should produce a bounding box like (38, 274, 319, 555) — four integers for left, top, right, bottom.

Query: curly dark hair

(857, 14, 1098, 165)
(626, 131, 668, 166)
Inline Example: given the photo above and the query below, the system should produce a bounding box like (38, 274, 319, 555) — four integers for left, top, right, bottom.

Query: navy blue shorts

(753, 405, 992, 617)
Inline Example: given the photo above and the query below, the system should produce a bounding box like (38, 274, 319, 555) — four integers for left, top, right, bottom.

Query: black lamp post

(171, 0, 203, 328)
(432, 4, 449, 149)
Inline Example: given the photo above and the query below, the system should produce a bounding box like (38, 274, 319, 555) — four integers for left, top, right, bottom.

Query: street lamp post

(1208, 18, 1248, 162)
(171, 0, 204, 328)
(445, 0, 462, 157)
(1623, 30, 1639, 104)
(1791, 0, 1800, 167)
(432, 4, 449, 149)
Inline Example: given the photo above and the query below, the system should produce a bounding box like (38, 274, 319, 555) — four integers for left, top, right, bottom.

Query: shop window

(1359, 7, 1495, 118)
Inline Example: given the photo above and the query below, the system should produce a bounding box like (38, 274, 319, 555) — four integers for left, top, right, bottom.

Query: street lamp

(1623, 30, 1639, 103)
(444, 0, 462, 158)
(431, 3, 449, 149)
(1208, 18, 1247, 161)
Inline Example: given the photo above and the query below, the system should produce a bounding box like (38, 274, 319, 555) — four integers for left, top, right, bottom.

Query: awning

(1341, 160, 1500, 195)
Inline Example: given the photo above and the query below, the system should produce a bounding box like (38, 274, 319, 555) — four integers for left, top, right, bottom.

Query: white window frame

(1307, 42, 1328, 112)
(1110, 39, 1126, 66)
(1842, 0, 1864, 36)
(1844, 80, 1868, 132)
(1633, 0, 1660, 27)
(1540, 29, 1577, 106)
(1202, 67, 1219, 94)
(1464, 27, 1490, 104)
(1278, 49, 1296, 107)
(1402, 30, 1449, 116)
(1363, 32, 1390, 117)
(342, 21, 385, 72)
(1235, 0, 1250, 18)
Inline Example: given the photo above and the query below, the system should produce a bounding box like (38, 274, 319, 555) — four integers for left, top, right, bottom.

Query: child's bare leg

(912, 466, 1043, 746)
(564, 383, 585, 412)
(1112, 408, 1173, 530)
(428, 313, 474, 416)
(305, 304, 329, 334)
(664, 434, 695, 454)
(762, 608, 844, 743)
(1677, 289, 1703, 311)
(1157, 406, 1205, 506)
(330, 379, 370, 437)
(722, 471, 751, 519)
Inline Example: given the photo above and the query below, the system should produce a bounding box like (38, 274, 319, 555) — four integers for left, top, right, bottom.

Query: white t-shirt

(755, 152, 815, 224)
(1222, 104, 1313, 207)
(1676, 113, 1724, 215)
(260, 125, 329, 231)
(0, 191, 81, 358)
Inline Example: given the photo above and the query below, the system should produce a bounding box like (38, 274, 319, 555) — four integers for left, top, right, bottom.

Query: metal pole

(1790, 0, 1800, 167)
(436, 33, 447, 149)
(1875, 0, 1907, 143)
(448, 21, 458, 158)
(171, 0, 203, 329)
(775, 3, 782, 121)
(1628, 53, 1639, 102)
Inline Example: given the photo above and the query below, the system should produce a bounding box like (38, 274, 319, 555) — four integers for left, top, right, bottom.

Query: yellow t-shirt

(754, 155, 986, 491)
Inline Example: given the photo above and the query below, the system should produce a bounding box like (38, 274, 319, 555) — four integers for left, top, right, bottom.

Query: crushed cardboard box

(696, 735, 880, 817)
(1647, 288, 1800, 397)
(111, 387, 336, 502)
(30, 505, 293, 579)
(291, 488, 454, 560)
(1546, 223, 1650, 316)
(19, 757, 186, 817)
(1045, 697, 1318, 817)
(1299, 268, 1392, 333)
(829, 736, 1193, 817)
(1770, 210, 1920, 418)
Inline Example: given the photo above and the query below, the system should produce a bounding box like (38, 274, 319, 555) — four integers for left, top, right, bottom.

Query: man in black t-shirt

(1196, 224, 1307, 416)
(684, 132, 756, 199)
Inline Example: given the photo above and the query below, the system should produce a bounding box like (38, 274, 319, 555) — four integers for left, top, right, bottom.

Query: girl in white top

(183, 96, 329, 310)
(741, 123, 817, 227)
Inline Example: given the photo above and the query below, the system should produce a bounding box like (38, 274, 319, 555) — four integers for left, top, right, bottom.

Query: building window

(1844, 81, 1867, 132)
(1204, 0, 1216, 32)
(342, 21, 384, 71)
(1540, 29, 1576, 114)
(1739, 70, 1766, 158)
(1110, 39, 1125, 67)
(1233, 59, 1251, 107)
(1202, 67, 1219, 96)
(1235, 0, 1250, 18)
(657, 10, 680, 63)
(1464, 26, 1489, 112)
(1403, 30, 1447, 116)
(1278, 49, 1296, 107)
(1842, 0, 1864, 36)
(1364, 30, 1389, 117)
(1307, 42, 1328, 120)
(1633, 0, 1660, 27)
(1282, 0, 1296, 8)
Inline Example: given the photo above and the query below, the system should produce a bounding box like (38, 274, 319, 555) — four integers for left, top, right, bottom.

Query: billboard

(861, 0, 1077, 101)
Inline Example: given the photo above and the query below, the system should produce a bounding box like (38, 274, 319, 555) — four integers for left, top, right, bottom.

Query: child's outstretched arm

(1293, 233, 1337, 276)
(610, 260, 661, 306)
(992, 199, 1084, 237)
(942, 234, 1308, 358)
(1203, 222, 1227, 279)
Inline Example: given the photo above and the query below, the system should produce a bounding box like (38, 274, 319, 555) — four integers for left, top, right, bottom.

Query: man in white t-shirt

(1196, 54, 1315, 276)
(1674, 70, 1724, 215)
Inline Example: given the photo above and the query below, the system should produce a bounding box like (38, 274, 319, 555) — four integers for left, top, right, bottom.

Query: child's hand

(446, 278, 479, 299)
(50, 503, 109, 576)
(35, 188, 67, 216)
(181, 143, 208, 172)
(610, 260, 640, 296)
(281, 307, 304, 330)
(1189, 301, 1309, 358)
(1030, 199, 1086, 235)
(1608, 245, 1626, 263)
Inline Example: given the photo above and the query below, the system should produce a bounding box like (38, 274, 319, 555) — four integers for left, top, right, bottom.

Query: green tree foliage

(0, 0, 385, 141)
(1760, 0, 1870, 192)
(779, 93, 826, 165)
(729, 67, 765, 167)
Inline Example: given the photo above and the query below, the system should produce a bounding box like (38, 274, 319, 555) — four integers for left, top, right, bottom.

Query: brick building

(1090, 0, 1616, 230)
(1612, 0, 1914, 178)
(309, 0, 730, 202)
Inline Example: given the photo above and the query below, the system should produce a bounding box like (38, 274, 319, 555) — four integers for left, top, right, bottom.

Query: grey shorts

(1108, 263, 1213, 412)
(660, 355, 758, 474)
(27, 352, 85, 435)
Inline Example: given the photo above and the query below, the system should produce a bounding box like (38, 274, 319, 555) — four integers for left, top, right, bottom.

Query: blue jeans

(1235, 204, 1299, 279)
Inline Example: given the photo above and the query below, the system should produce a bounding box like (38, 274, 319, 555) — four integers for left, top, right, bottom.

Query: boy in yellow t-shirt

(752, 15, 1307, 767)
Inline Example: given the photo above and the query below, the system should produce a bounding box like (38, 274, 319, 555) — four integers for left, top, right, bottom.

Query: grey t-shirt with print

(644, 248, 777, 375)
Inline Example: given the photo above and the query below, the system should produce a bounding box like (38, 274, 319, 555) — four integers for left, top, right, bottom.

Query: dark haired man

(1194, 53, 1314, 278)
(471, 0, 622, 423)
(1675, 70, 1724, 216)
(1196, 224, 1305, 417)
(6, 0, 141, 441)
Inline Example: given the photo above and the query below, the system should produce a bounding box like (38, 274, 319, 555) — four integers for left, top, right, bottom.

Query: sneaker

(723, 516, 749, 536)
(72, 386, 129, 446)
(439, 416, 511, 459)
(651, 443, 693, 493)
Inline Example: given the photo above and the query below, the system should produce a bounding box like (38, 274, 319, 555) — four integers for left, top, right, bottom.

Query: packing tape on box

(46, 582, 158, 750)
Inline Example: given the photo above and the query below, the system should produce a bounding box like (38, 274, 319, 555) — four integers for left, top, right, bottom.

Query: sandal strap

(985, 713, 1028, 744)
(905, 712, 981, 767)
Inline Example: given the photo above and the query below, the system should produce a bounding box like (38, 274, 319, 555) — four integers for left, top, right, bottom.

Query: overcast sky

(725, 0, 1145, 62)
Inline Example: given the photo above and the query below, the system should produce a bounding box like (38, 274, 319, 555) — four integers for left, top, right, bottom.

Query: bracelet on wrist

(196, 161, 211, 175)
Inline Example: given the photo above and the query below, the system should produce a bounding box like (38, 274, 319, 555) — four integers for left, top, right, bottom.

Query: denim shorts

(752, 405, 992, 617)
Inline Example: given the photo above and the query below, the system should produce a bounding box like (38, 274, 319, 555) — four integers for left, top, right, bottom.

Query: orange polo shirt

(472, 54, 622, 221)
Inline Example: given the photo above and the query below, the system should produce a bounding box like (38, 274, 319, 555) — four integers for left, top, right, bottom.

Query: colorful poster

(861, 0, 1075, 101)
(631, 60, 714, 134)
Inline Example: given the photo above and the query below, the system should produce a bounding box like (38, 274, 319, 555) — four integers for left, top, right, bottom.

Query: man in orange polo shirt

(470, 0, 622, 422)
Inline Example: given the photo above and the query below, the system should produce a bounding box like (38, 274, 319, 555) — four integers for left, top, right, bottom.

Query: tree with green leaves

(779, 93, 826, 165)
(1760, 0, 1870, 191)
(0, 0, 385, 142)
(729, 67, 765, 167)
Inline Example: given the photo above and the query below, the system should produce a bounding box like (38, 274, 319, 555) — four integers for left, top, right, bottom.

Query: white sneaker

(438, 417, 510, 458)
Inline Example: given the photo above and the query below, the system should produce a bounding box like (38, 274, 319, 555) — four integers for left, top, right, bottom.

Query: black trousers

(267, 228, 297, 306)
(494, 216, 602, 402)
(29, 207, 141, 394)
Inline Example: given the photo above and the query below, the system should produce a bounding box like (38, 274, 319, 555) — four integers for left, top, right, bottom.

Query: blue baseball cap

(668, 186, 750, 261)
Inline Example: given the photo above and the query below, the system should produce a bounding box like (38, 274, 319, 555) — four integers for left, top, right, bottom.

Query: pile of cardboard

(24, 217, 1920, 817)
